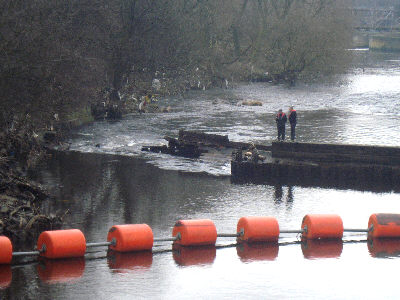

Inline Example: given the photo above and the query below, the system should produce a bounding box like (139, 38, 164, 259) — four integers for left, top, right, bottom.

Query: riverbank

(0, 127, 64, 244)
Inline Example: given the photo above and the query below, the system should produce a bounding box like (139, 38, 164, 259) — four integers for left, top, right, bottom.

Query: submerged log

(178, 129, 271, 151)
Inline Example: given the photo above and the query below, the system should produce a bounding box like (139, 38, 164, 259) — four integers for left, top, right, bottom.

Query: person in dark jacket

(275, 109, 287, 141)
(288, 106, 297, 141)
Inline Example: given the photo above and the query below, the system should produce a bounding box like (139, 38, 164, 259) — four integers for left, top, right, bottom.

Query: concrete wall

(369, 33, 400, 51)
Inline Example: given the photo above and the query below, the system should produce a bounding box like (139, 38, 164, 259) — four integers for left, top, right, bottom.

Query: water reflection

(236, 243, 279, 262)
(234, 169, 400, 193)
(107, 250, 153, 272)
(172, 245, 216, 266)
(368, 238, 400, 258)
(287, 186, 294, 202)
(37, 258, 85, 284)
(38, 150, 232, 239)
(0, 265, 12, 289)
(273, 185, 294, 208)
(273, 184, 283, 203)
(301, 239, 343, 259)
(285, 186, 294, 211)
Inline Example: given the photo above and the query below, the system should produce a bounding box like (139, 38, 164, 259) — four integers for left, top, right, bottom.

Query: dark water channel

(2, 50, 400, 299)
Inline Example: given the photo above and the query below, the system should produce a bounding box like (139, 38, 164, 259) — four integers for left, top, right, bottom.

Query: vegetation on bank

(1, 0, 352, 134)
(0, 127, 62, 242)
(0, 1, 352, 239)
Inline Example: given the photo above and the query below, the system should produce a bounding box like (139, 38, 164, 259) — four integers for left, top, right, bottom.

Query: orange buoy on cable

(37, 257, 85, 284)
(172, 244, 216, 266)
(107, 224, 154, 252)
(107, 250, 153, 272)
(237, 216, 280, 243)
(368, 213, 400, 238)
(0, 236, 12, 264)
(236, 242, 279, 262)
(172, 219, 217, 246)
(37, 229, 86, 259)
(301, 239, 343, 259)
(301, 214, 343, 239)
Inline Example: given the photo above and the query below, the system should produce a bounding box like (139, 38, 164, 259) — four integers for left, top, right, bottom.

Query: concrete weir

(369, 34, 400, 52)
(231, 142, 400, 191)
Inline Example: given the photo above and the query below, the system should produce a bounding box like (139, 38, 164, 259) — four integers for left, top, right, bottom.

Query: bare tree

(257, 0, 353, 84)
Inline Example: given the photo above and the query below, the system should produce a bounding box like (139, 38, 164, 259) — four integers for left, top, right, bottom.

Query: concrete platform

(231, 142, 400, 192)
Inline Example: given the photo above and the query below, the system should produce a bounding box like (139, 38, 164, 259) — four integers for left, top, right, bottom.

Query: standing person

(275, 109, 287, 141)
(288, 106, 297, 141)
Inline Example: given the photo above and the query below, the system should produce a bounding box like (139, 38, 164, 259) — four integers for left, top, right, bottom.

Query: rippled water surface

(2, 51, 400, 299)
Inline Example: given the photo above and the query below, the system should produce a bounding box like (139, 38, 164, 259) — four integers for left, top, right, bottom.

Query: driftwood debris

(142, 130, 271, 159)
(0, 161, 63, 242)
(0, 150, 62, 243)
(141, 136, 204, 158)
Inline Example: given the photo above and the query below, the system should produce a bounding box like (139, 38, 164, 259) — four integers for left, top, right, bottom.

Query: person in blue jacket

(275, 109, 287, 141)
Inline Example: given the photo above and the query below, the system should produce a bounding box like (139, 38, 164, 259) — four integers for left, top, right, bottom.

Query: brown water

(1, 50, 400, 299)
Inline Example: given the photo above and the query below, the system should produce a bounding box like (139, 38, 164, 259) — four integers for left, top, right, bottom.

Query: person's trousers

(290, 123, 296, 141)
(277, 125, 285, 141)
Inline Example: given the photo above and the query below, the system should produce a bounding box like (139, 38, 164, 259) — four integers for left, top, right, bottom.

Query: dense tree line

(0, 0, 352, 133)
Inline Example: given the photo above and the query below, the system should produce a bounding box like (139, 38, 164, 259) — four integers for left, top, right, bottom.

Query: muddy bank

(0, 129, 62, 246)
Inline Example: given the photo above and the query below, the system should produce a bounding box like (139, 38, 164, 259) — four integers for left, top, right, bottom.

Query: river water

(2, 50, 400, 299)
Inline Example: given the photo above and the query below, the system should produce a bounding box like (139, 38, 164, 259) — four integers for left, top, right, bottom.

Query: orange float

(301, 214, 343, 239)
(301, 239, 343, 259)
(0, 265, 12, 289)
(172, 245, 216, 266)
(37, 258, 85, 284)
(368, 213, 400, 238)
(107, 250, 153, 272)
(236, 242, 279, 262)
(0, 236, 12, 264)
(237, 216, 280, 243)
(368, 238, 400, 258)
(107, 224, 154, 252)
(172, 219, 217, 246)
(37, 229, 86, 259)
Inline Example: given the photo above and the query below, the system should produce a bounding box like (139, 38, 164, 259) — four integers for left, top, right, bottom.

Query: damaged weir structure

(231, 142, 400, 191)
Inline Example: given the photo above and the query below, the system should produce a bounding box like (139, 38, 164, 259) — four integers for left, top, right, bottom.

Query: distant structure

(351, 0, 400, 31)
(349, 0, 400, 50)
